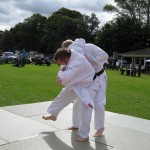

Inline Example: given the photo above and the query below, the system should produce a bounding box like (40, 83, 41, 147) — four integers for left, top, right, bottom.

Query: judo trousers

(72, 72, 107, 130)
(47, 85, 98, 138)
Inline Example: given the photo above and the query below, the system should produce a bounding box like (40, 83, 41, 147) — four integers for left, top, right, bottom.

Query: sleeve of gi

(86, 44, 109, 65)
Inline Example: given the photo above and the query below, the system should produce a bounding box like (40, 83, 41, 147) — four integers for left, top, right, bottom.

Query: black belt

(93, 69, 104, 80)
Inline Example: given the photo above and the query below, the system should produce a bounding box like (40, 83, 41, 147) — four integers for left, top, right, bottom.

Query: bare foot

(42, 115, 57, 121)
(76, 137, 89, 142)
(93, 128, 104, 137)
(67, 127, 78, 130)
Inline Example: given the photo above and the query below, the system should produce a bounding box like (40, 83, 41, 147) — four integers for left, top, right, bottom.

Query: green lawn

(0, 64, 62, 106)
(0, 64, 150, 120)
(106, 69, 150, 120)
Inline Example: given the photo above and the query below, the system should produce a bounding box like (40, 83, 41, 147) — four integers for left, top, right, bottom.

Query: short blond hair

(61, 39, 73, 48)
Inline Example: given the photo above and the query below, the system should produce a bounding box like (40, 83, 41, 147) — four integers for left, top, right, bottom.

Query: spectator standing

(138, 64, 142, 77)
(21, 49, 27, 67)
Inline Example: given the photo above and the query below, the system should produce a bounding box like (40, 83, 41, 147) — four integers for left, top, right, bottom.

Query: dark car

(2, 52, 17, 63)
(0, 56, 3, 64)
(33, 53, 52, 66)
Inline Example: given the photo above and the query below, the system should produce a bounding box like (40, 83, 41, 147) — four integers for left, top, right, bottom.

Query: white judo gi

(47, 50, 100, 138)
(68, 38, 108, 130)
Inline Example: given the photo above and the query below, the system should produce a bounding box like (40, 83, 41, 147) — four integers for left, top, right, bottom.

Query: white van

(144, 59, 150, 71)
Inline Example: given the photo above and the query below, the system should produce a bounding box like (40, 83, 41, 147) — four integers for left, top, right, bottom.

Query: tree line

(0, 8, 100, 55)
(0, 0, 150, 56)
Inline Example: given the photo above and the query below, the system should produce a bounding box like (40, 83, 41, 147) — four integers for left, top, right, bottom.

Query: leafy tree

(46, 8, 91, 52)
(104, 0, 145, 23)
(96, 21, 117, 55)
(100, 0, 149, 53)
(0, 30, 14, 51)
(97, 15, 145, 54)
(2, 14, 47, 52)
(0, 8, 101, 53)
(17, 14, 47, 52)
(83, 13, 100, 42)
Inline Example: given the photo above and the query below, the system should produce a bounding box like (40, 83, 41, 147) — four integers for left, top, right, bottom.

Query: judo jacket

(57, 50, 95, 108)
(69, 38, 109, 73)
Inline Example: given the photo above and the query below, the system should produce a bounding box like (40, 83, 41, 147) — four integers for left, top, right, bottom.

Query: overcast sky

(0, 0, 115, 31)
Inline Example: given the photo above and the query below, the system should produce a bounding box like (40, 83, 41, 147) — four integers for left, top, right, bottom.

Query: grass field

(0, 64, 150, 120)
(0, 64, 62, 106)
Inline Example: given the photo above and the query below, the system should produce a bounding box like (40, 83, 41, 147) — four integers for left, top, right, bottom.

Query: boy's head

(53, 48, 71, 65)
(61, 39, 73, 48)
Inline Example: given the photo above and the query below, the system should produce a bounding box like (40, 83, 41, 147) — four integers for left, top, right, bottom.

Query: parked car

(2, 52, 17, 63)
(0, 56, 3, 64)
(117, 60, 128, 67)
(144, 59, 150, 71)
(32, 53, 52, 66)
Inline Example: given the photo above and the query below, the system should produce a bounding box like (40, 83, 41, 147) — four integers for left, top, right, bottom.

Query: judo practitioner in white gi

(62, 38, 108, 137)
(42, 48, 100, 141)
